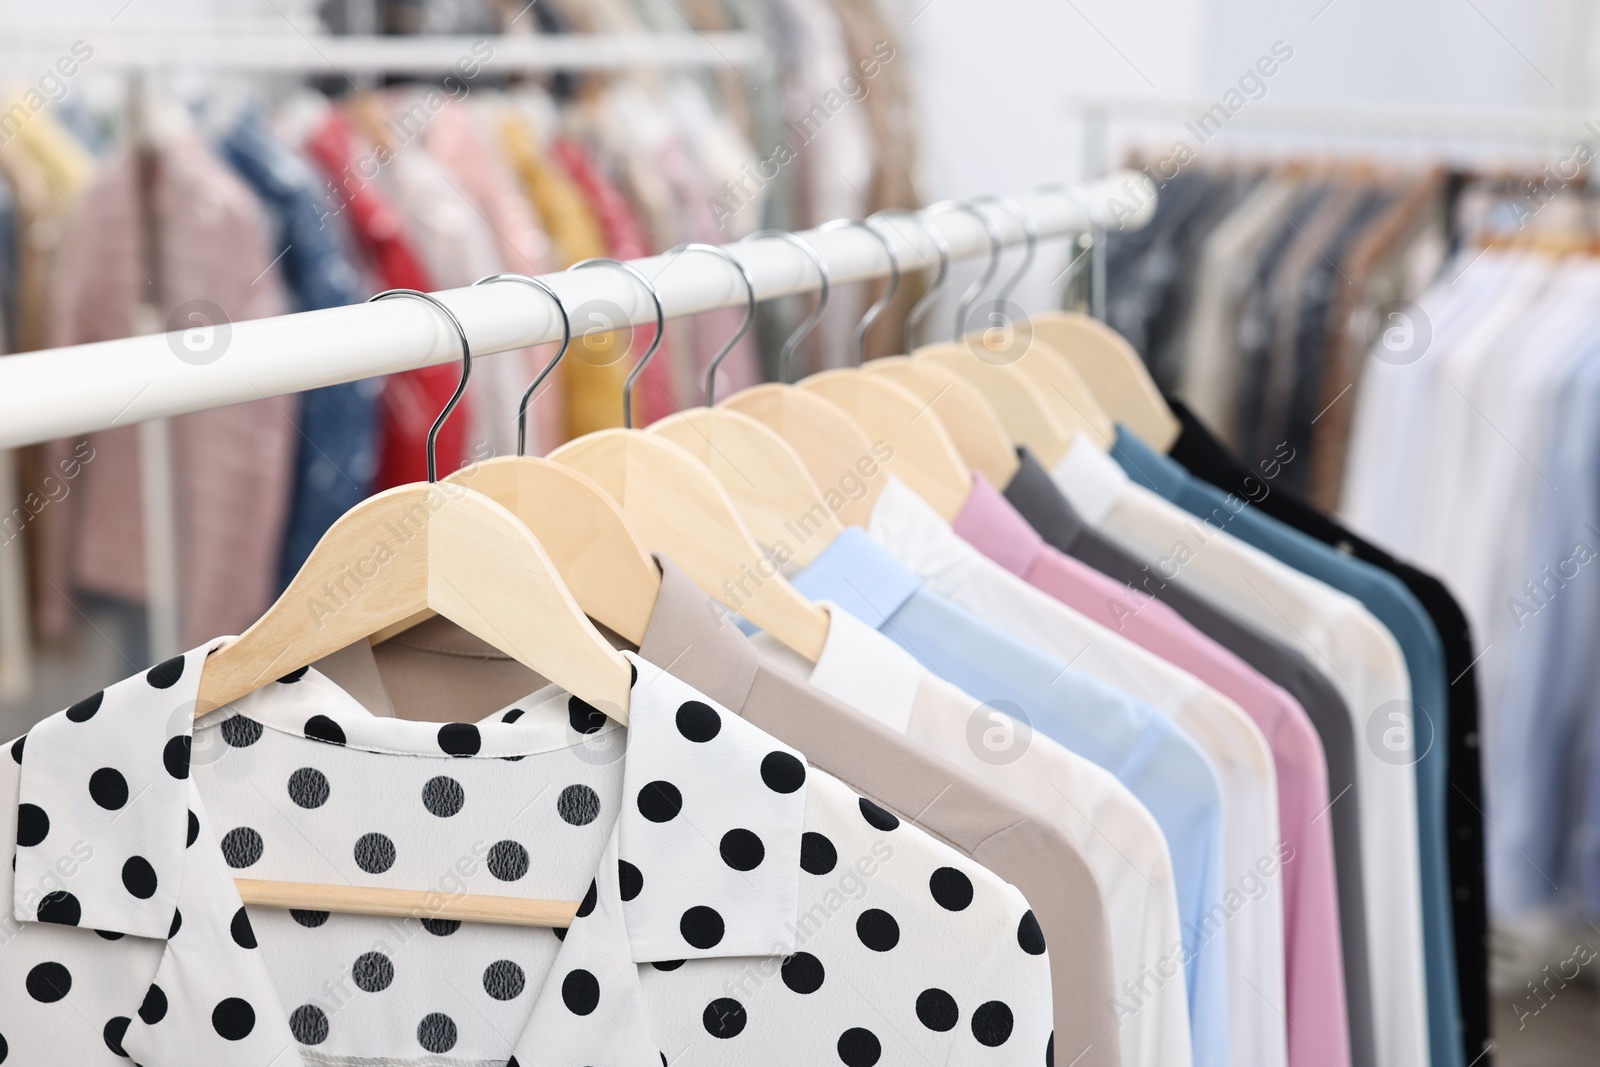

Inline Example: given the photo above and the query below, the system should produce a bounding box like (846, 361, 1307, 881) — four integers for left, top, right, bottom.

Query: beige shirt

(316, 559, 1124, 1067)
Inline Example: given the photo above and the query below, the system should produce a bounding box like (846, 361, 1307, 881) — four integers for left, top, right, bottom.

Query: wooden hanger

(445, 273, 660, 644)
(200, 289, 631, 928)
(857, 209, 1019, 485)
(787, 217, 972, 521)
(549, 257, 830, 662)
(718, 229, 889, 526)
(645, 245, 843, 567)
(1029, 185, 1181, 450)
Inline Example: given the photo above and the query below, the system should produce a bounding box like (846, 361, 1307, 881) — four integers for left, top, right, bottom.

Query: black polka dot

(1018, 910, 1046, 955)
(304, 715, 346, 746)
(162, 735, 190, 780)
(352, 951, 394, 992)
(186, 809, 199, 847)
(212, 997, 255, 1041)
(557, 783, 601, 826)
(220, 716, 263, 747)
(417, 1013, 457, 1054)
(1046, 1031, 1055, 1066)
(231, 907, 256, 949)
(437, 722, 480, 757)
(637, 780, 683, 822)
(761, 751, 806, 793)
(10, 735, 23, 763)
(353, 832, 396, 874)
(801, 832, 838, 875)
(619, 859, 644, 901)
(702, 997, 747, 1039)
(168, 908, 182, 938)
(651, 958, 684, 971)
(277, 665, 309, 684)
(138, 983, 168, 1024)
(930, 867, 973, 911)
(858, 797, 899, 831)
(96, 929, 124, 940)
(290, 1004, 329, 1045)
(221, 827, 264, 868)
(971, 1001, 1014, 1047)
(421, 918, 459, 936)
(837, 1027, 881, 1067)
(487, 839, 530, 881)
(781, 951, 825, 994)
(676, 700, 722, 742)
(15, 804, 47, 846)
(916, 988, 959, 1031)
(121, 856, 158, 899)
(576, 879, 598, 918)
(421, 776, 464, 817)
(89, 767, 129, 810)
(288, 767, 331, 809)
(291, 909, 329, 928)
(720, 828, 765, 871)
(103, 1016, 131, 1056)
(146, 656, 185, 689)
(66, 691, 103, 722)
(680, 906, 725, 949)
(561, 968, 600, 1015)
(502, 707, 525, 724)
(25, 962, 70, 1002)
(855, 909, 899, 952)
(630, 661, 639, 687)
(37, 891, 80, 925)
(568, 696, 605, 734)
(484, 959, 526, 1001)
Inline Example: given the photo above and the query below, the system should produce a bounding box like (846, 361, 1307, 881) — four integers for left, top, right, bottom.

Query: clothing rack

(0, 32, 772, 74)
(0, 171, 1156, 450)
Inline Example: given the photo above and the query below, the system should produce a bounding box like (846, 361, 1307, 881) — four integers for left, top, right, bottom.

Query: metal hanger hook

(927, 200, 1002, 341)
(970, 195, 1040, 306)
(570, 257, 667, 429)
(472, 273, 572, 457)
(1038, 183, 1107, 318)
(660, 243, 758, 405)
(878, 208, 951, 349)
(368, 288, 471, 483)
(742, 229, 830, 384)
(818, 217, 900, 367)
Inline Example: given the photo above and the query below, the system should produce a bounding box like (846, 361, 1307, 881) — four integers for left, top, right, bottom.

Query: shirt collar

(637, 556, 762, 713)
(1050, 433, 1129, 526)
(863, 474, 978, 585)
(16, 643, 811, 964)
(1002, 447, 1092, 549)
(1108, 424, 1190, 502)
(952, 470, 1047, 580)
(787, 527, 922, 630)
(749, 604, 922, 736)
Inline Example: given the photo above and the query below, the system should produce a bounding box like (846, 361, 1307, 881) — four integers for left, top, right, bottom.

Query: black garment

(1002, 448, 1377, 1067)
(1166, 398, 1490, 1067)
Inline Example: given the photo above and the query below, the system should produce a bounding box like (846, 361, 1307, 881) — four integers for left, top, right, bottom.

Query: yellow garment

(500, 113, 625, 441)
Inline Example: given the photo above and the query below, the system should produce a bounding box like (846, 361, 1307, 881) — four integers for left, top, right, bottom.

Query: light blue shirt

(786, 528, 1233, 1067)
(1111, 428, 1462, 1067)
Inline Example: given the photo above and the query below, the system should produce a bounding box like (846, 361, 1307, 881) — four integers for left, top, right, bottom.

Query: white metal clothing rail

(0, 32, 770, 74)
(0, 172, 1156, 450)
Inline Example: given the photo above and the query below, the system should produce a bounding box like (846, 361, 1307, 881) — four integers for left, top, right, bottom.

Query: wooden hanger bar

(235, 879, 577, 928)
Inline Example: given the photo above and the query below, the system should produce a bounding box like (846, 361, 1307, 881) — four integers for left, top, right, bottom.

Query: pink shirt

(955, 473, 1350, 1067)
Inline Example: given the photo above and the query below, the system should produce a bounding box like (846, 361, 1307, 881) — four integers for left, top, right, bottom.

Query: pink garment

(954, 472, 1351, 1067)
(47, 135, 297, 646)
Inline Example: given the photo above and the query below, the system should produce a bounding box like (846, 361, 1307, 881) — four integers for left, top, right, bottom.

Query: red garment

(552, 138, 677, 426)
(304, 109, 467, 487)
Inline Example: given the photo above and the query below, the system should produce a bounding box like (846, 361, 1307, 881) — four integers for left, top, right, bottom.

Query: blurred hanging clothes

(218, 112, 379, 591)
(304, 106, 466, 489)
(45, 132, 298, 647)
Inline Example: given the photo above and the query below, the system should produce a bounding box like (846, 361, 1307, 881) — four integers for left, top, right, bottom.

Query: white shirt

(752, 605, 1194, 1067)
(866, 477, 1285, 1067)
(2, 644, 1053, 1066)
(1052, 437, 1430, 1067)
